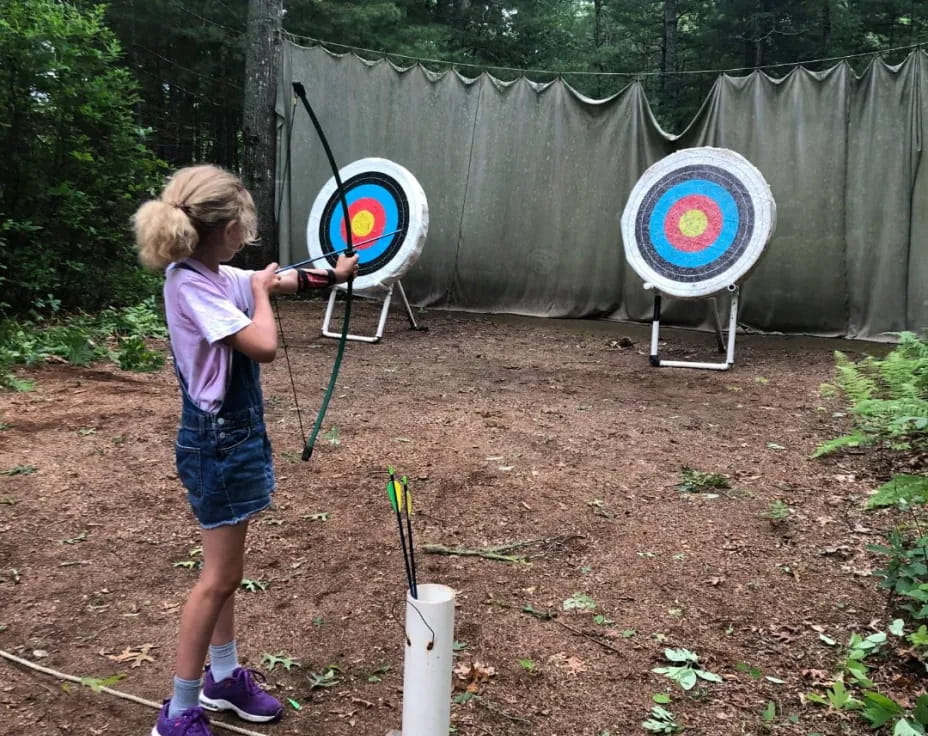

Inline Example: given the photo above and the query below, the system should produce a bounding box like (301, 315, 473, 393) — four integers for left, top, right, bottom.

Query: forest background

(0, 0, 926, 320)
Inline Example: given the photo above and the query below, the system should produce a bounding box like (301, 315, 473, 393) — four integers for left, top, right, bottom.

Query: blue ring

(327, 183, 400, 265)
(647, 180, 739, 268)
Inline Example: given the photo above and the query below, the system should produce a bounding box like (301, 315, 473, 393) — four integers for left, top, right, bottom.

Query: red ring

(663, 194, 722, 252)
(339, 197, 386, 250)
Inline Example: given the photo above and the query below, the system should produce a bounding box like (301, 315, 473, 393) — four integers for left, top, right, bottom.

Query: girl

(133, 164, 358, 736)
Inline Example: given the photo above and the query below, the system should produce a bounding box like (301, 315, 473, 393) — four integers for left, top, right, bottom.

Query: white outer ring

(306, 157, 429, 294)
(620, 147, 777, 299)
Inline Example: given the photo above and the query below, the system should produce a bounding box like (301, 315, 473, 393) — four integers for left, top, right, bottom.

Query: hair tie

(170, 201, 192, 217)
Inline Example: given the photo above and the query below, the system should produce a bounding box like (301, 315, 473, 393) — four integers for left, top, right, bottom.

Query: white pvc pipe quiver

(400, 584, 456, 736)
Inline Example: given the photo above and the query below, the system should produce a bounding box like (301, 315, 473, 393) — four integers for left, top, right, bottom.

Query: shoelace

(172, 707, 211, 735)
(238, 667, 268, 695)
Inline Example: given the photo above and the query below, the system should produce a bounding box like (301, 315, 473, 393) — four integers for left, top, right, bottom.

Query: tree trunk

(593, 0, 604, 49)
(661, 0, 679, 106)
(241, 0, 282, 269)
(821, 0, 831, 54)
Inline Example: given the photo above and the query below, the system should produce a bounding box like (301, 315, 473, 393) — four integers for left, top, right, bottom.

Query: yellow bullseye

(351, 210, 375, 238)
(678, 209, 708, 238)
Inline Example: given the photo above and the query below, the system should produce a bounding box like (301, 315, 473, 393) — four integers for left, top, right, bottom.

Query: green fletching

(387, 479, 398, 512)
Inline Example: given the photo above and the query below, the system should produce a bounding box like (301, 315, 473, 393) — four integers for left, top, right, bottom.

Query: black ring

(318, 171, 409, 275)
(633, 164, 755, 284)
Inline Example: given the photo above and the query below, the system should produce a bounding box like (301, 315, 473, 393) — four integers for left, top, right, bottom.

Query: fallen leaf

(801, 668, 831, 686)
(563, 656, 587, 676)
(453, 661, 496, 693)
(106, 643, 156, 668)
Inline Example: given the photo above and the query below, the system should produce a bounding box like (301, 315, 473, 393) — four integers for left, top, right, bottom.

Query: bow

(291, 81, 354, 462)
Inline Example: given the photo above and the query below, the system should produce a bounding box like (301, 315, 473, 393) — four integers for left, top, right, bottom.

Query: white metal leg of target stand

(321, 280, 421, 344)
(648, 284, 740, 371)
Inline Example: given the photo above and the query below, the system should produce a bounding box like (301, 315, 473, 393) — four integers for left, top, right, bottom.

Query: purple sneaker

(151, 700, 213, 736)
(199, 666, 283, 723)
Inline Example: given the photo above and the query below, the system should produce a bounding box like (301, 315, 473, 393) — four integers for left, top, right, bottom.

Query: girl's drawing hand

(251, 263, 280, 295)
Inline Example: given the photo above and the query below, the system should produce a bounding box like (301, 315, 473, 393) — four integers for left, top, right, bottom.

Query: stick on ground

(0, 649, 270, 736)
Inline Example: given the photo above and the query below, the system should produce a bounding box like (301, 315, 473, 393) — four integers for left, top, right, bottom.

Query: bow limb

(291, 81, 354, 462)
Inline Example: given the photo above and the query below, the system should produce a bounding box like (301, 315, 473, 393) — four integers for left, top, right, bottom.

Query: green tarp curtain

(276, 42, 927, 339)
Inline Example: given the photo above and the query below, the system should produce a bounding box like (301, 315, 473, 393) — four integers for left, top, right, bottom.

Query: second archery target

(307, 157, 429, 293)
(621, 147, 776, 298)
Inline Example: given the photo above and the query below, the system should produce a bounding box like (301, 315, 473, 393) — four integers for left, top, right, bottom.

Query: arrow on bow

(275, 228, 401, 274)
(291, 81, 354, 462)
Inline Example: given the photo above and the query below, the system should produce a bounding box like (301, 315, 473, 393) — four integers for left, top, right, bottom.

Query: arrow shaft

(275, 228, 402, 274)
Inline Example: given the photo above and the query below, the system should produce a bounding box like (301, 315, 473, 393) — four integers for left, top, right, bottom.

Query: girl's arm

(274, 267, 333, 295)
(226, 263, 279, 363)
(272, 254, 360, 295)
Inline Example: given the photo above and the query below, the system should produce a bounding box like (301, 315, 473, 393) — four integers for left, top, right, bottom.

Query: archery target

(621, 147, 776, 298)
(306, 158, 428, 293)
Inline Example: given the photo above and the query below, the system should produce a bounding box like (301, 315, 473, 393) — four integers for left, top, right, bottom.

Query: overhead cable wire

(282, 31, 928, 78)
(132, 66, 229, 108)
(176, 5, 245, 36)
(128, 43, 243, 92)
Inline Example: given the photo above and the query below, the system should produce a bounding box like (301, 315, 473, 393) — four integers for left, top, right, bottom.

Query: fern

(811, 432, 872, 459)
(832, 351, 879, 402)
(866, 475, 928, 509)
(855, 398, 928, 440)
(815, 333, 928, 459)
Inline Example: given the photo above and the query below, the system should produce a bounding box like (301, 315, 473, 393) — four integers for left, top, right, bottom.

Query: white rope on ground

(0, 649, 269, 736)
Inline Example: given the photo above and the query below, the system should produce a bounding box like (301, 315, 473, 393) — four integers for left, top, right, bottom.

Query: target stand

(647, 283, 739, 370)
(306, 157, 429, 345)
(321, 279, 422, 344)
(621, 147, 776, 371)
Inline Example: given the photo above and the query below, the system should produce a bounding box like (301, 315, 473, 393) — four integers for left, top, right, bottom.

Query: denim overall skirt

(173, 329, 275, 529)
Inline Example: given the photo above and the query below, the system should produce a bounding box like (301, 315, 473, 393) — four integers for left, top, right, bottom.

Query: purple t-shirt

(164, 259, 255, 413)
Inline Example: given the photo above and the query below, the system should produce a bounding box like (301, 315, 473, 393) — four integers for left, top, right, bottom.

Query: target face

(307, 158, 428, 293)
(621, 147, 776, 298)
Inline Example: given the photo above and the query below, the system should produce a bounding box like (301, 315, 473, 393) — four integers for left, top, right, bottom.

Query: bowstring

(274, 93, 307, 447)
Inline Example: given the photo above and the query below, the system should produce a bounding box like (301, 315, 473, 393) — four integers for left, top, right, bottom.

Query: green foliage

(816, 334, 928, 458)
(652, 648, 723, 691)
(562, 592, 597, 611)
(806, 679, 864, 711)
(113, 335, 163, 372)
(908, 625, 928, 653)
(0, 298, 165, 388)
(763, 500, 792, 523)
(869, 530, 928, 620)
(78, 673, 126, 693)
(807, 622, 928, 733)
(676, 467, 730, 493)
(867, 476, 928, 510)
(0, 0, 164, 317)
(642, 704, 682, 734)
(810, 431, 872, 458)
(1, 465, 37, 476)
(306, 665, 342, 690)
(240, 578, 268, 592)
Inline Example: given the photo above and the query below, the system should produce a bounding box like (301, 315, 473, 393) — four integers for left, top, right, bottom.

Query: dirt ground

(0, 299, 915, 736)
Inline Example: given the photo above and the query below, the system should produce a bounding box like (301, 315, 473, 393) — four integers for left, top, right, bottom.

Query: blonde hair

(133, 164, 258, 270)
